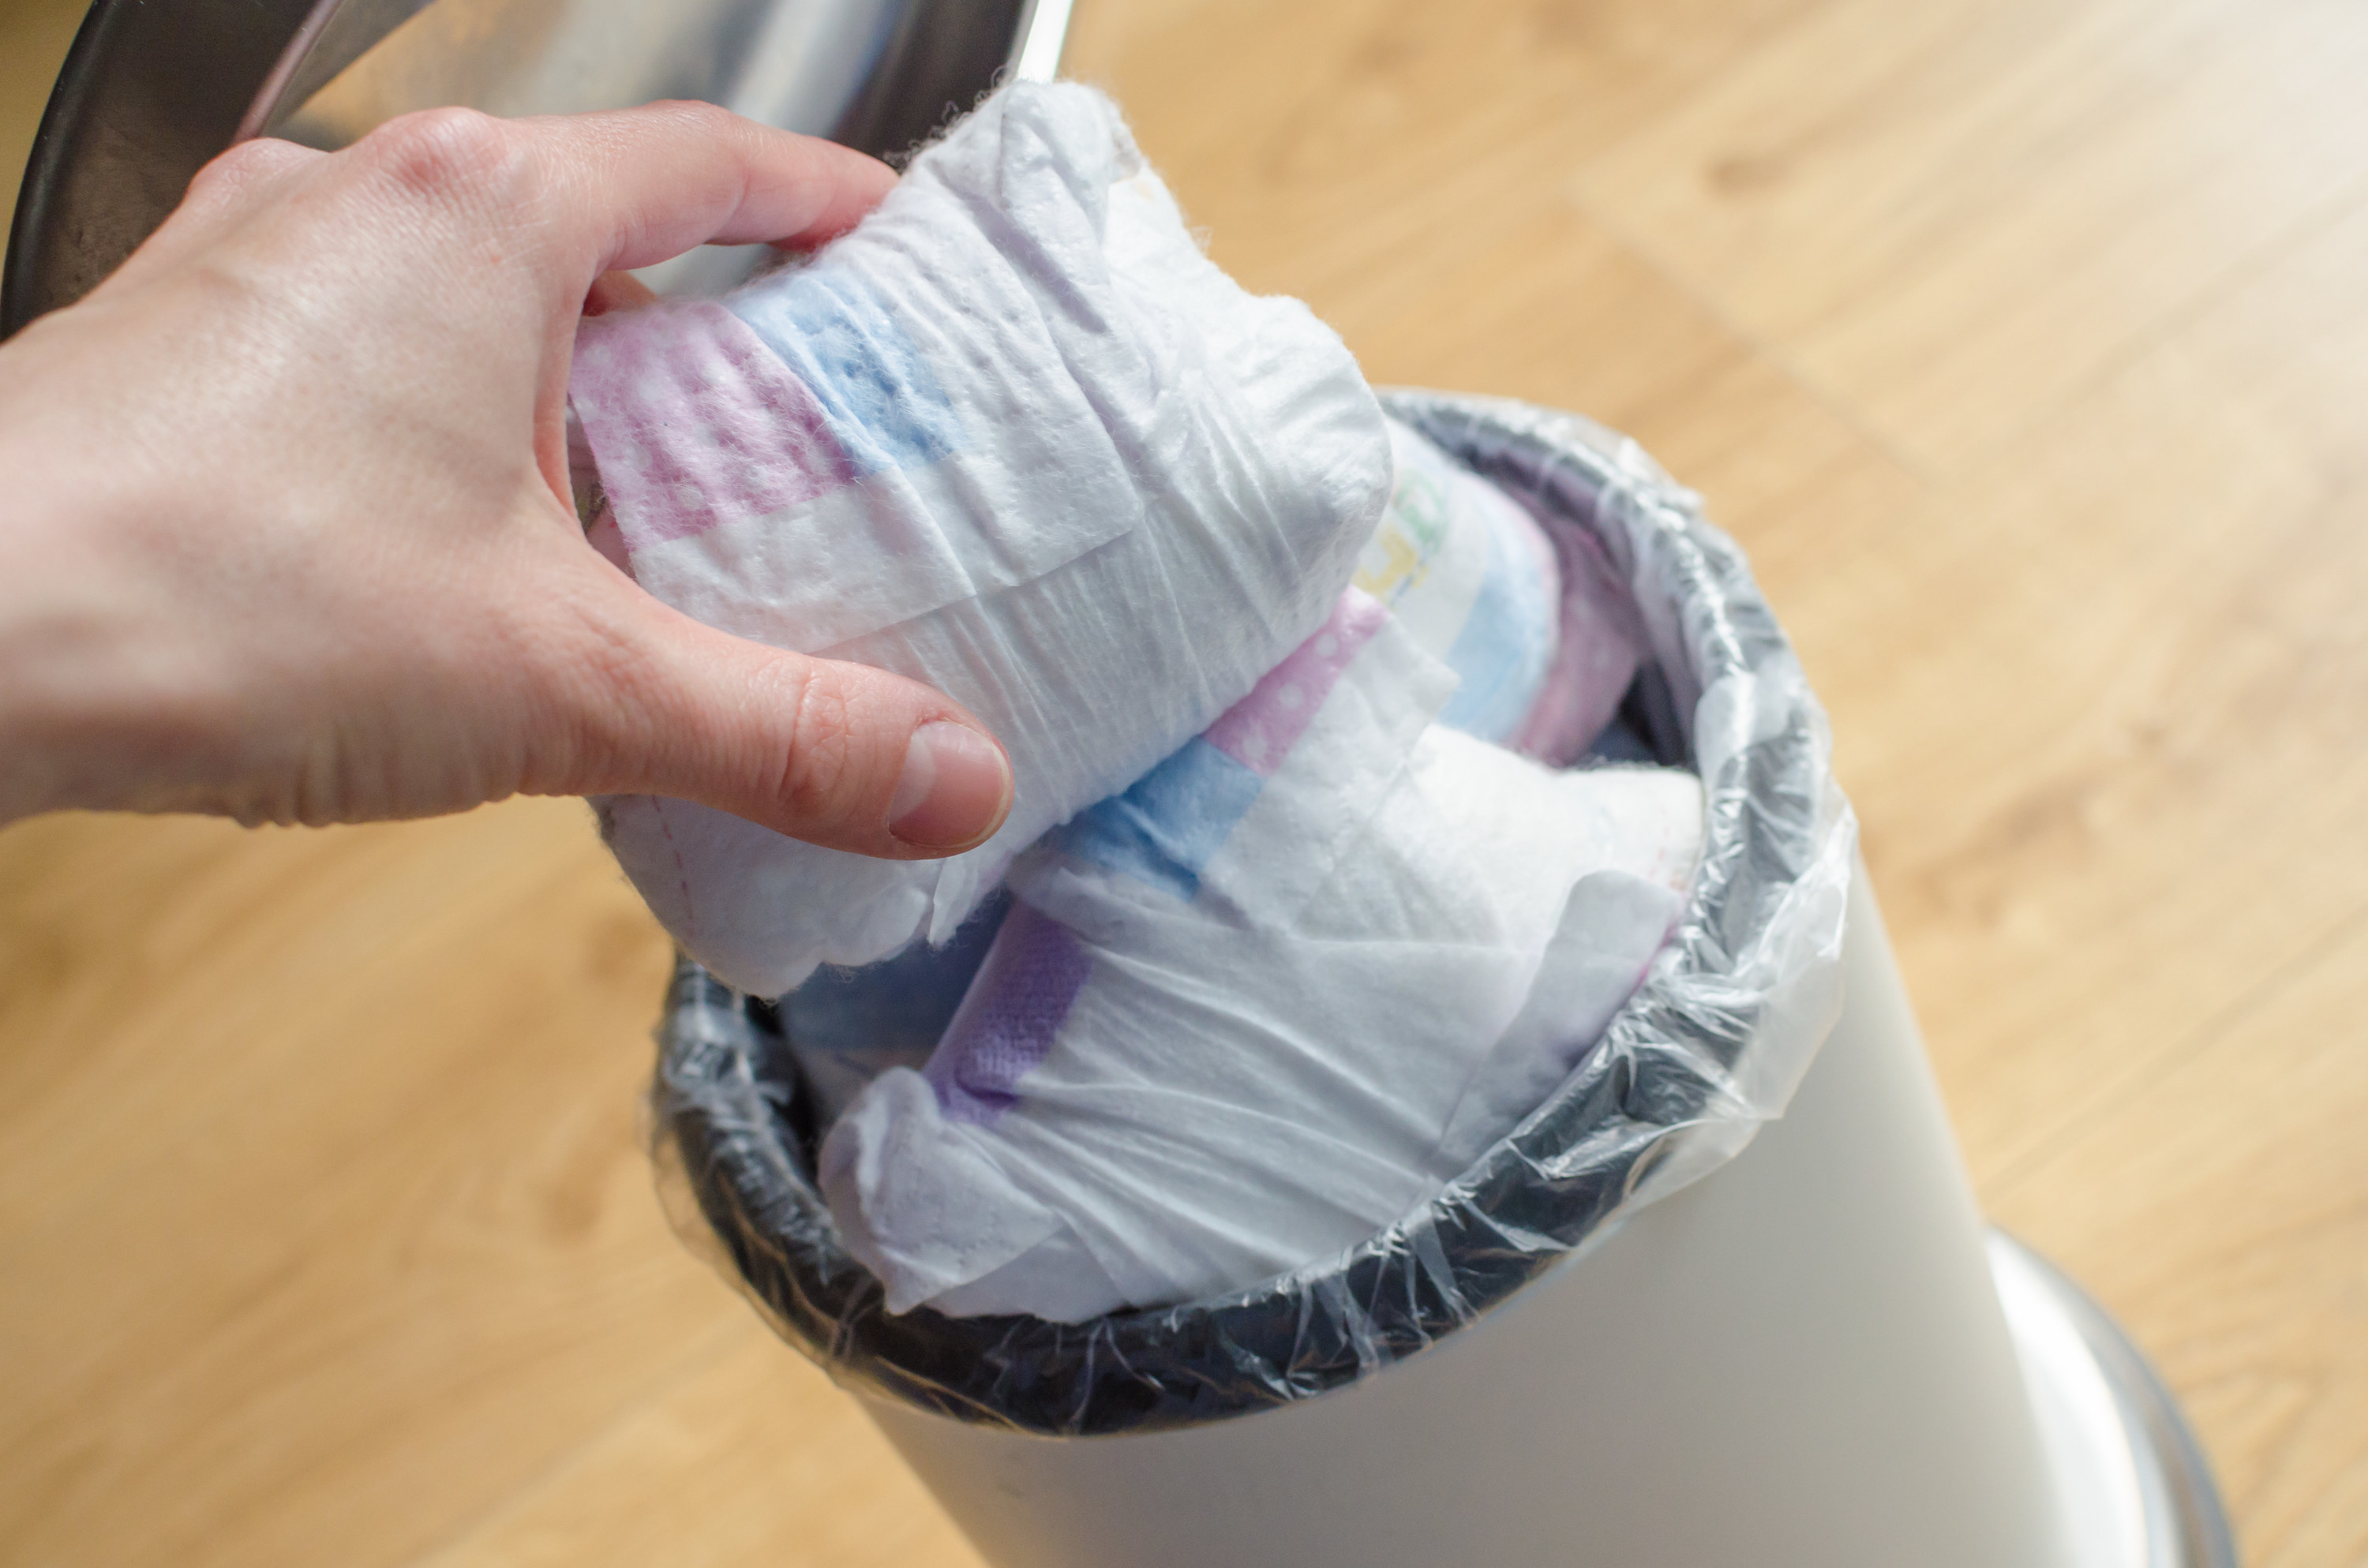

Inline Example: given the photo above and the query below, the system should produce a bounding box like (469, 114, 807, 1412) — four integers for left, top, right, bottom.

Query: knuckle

(541, 604, 650, 795)
(188, 137, 299, 196)
(176, 138, 314, 226)
(777, 662, 859, 821)
(354, 107, 526, 204)
(649, 98, 737, 137)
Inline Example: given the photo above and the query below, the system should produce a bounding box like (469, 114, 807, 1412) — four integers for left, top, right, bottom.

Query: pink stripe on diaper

(1511, 524, 1646, 765)
(1205, 589, 1389, 777)
(569, 300, 856, 551)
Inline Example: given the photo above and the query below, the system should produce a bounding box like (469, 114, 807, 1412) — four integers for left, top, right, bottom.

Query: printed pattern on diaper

(1055, 590, 1391, 900)
(1435, 484, 1561, 740)
(1354, 444, 1451, 604)
(571, 279, 968, 554)
(570, 301, 856, 550)
(1354, 420, 1562, 748)
(729, 262, 965, 477)
(1046, 741, 1262, 903)
(925, 903, 1093, 1125)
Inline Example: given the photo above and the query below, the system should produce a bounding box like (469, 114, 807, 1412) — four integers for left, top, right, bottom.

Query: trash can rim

(652, 388, 1858, 1438)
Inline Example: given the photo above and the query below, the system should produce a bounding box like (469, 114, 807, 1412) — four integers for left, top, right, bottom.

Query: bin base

(1991, 1233, 2236, 1568)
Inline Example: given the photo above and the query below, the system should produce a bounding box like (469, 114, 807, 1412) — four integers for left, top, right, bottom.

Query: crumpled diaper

(780, 414, 1647, 1125)
(819, 589, 1703, 1320)
(569, 82, 1389, 996)
(1365, 417, 1643, 759)
(584, 78, 1708, 1323)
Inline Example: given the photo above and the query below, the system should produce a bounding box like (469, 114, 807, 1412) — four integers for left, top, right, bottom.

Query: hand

(0, 103, 1014, 857)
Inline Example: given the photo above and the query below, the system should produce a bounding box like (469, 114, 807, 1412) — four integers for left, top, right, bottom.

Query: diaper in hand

(569, 83, 1389, 995)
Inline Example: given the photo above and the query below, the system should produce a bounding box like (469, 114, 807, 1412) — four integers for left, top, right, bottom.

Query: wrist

(0, 490, 98, 823)
(0, 421, 195, 825)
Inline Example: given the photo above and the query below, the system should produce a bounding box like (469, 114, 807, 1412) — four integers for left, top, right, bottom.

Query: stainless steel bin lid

(2, 0, 1070, 335)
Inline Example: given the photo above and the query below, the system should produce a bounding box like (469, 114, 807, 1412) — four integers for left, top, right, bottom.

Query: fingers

(331, 103, 895, 449)
(184, 136, 320, 215)
(510, 101, 898, 276)
(118, 103, 894, 316)
(556, 581, 1013, 859)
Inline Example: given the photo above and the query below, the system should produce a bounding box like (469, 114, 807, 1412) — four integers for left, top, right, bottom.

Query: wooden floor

(7, 0, 2368, 1562)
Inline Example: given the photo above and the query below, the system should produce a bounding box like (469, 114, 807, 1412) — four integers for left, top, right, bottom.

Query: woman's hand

(0, 103, 1014, 856)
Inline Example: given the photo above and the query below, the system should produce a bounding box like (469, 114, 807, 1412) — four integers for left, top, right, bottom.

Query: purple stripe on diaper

(568, 300, 857, 551)
(1203, 589, 1389, 776)
(925, 903, 1092, 1125)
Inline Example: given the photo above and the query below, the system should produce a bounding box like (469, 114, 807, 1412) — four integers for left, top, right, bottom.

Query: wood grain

(1570, 0, 2368, 473)
(0, 0, 84, 224)
(5, 0, 2367, 1563)
(1988, 908, 2368, 1568)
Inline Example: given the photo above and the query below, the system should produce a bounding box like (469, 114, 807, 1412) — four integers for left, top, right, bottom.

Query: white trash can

(654, 394, 2233, 1568)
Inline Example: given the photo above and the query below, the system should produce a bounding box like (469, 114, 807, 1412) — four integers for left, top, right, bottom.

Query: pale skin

(0, 102, 1014, 857)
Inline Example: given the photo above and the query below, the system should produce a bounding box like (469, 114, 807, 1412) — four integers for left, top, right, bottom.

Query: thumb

(567, 587, 1014, 859)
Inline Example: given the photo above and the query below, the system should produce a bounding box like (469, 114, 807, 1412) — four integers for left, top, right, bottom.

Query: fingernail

(889, 721, 1013, 851)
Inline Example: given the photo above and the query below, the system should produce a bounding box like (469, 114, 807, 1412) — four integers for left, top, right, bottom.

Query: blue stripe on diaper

(1053, 738, 1264, 901)
(1437, 499, 1556, 743)
(728, 263, 965, 475)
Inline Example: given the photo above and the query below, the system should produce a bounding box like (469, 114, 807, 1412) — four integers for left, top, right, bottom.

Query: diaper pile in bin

(576, 83, 1857, 1429)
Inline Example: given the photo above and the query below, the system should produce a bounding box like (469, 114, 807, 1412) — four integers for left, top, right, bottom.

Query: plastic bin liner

(648, 391, 1858, 1437)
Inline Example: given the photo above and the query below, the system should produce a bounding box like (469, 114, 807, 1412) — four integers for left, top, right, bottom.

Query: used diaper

(570, 82, 1389, 996)
(819, 588, 1703, 1320)
(585, 79, 1709, 1324)
(780, 414, 1647, 1123)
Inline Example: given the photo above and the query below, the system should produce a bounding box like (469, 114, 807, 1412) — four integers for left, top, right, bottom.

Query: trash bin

(652, 391, 2234, 1568)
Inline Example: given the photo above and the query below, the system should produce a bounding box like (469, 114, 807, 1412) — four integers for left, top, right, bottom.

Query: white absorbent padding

(774, 413, 1641, 1132)
(568, 83, 1388, 995)
(819, 593, 1704, 1320)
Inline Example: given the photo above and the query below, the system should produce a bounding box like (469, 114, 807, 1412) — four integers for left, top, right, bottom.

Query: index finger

(515, 100, 898, 276)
